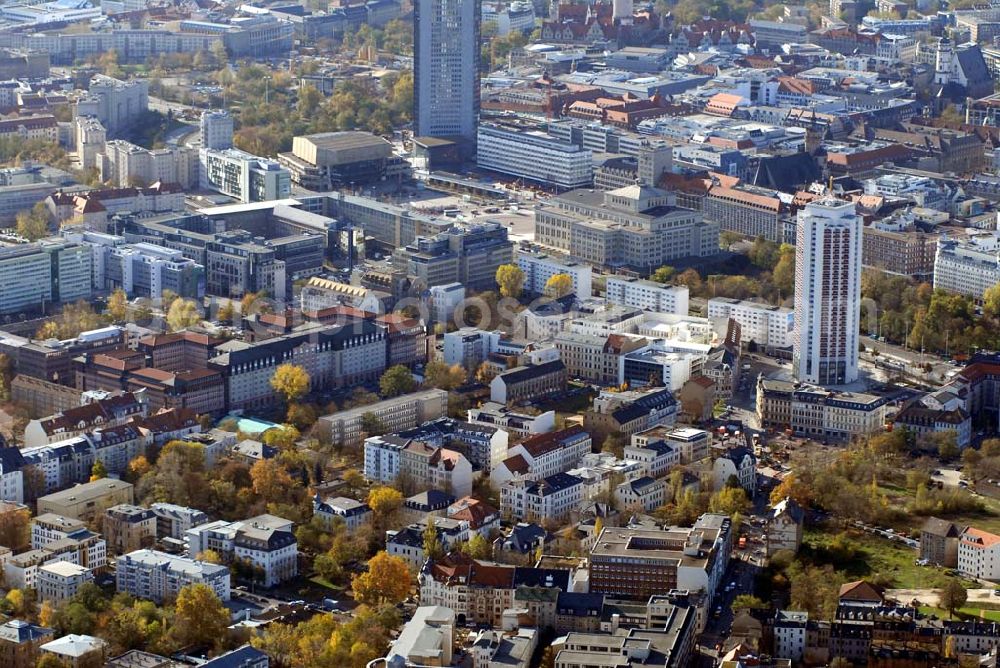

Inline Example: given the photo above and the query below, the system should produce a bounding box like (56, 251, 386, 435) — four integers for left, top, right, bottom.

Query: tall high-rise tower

(792, 197, 862, 387)
(414, 0, 481, 147)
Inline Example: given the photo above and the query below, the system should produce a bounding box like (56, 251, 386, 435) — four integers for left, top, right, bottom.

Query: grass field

(918, 606, 1000, 622)
(803, 527, 975, 589)
(866, 481, 1000, 536)
(948, 494, 1000, 535)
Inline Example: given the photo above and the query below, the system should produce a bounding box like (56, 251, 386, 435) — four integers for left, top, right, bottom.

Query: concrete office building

(605, 276, 689, 315)
(0, 29, 222, 64)
(315, 388, 449, 448)
(589, 525, 726, 602)
(0, 240, 92, 315)
(68, 231, 203, 299)
(199, 148, 291, 203)
(477, 122, 593, 189)
(862, 214, 937, 280)
(392, 222, 513, 291)
(122, 216, 324, 302)
(0, 181, 58, 226)
(516, 249, 593, 298)
(482, 0, 534, 34)
(792, 198, 862, 386)
(535, 185, 718, 271)
(74, 75, 148, 137)
(429, 282, 466, 325)
(1, 0, 101, 25)
(206, 229, 321, 301)
(278, 131, 397, 190)
(180, 14, 294, 58)
(322, 191, 454, 251)
(748, 19, 807, 49)
(414, 0, 480, 145)
(37, 479, 134, 522)
(98, 242, 204, 300)
(0, 48, 48, 78)
(703, 183, 785, 243)
(199, 110, 233, 151)
(443, 328, 520, 370)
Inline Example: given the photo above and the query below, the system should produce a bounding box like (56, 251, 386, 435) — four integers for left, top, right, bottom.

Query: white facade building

(363, 434, 407, 483)
(429, 282, 466, 325)
(713, 446, 757, 495)
(467, 402, 556, 437)
(477, 123, 593, 189)
(708, 297, 794, 349)
(313, 496, 372, 531)
(792, 198, 862, 386)
(0, 452, 23, 504)
(199, 148, 291, 203)
(773, 611, 808, 663)
(958, 527, 1000, 582)
(200, 110, 234, 150)
(442, 328, 520, 369)
(500, 472, 584, 523)
(116, 549, 230, 603)
(516, 250, 593, 298)
(100, 140, 197, 189)
(623, 440, 680, 478)
(934, 233, 1000, 301)
(619, 345, 696, 391)
(233, 520, 298, 588)
(482, 0, 535, 35)
(614, 476, 667, 512)
(605, 277, 689, 315)
(37, 561, 93, 603)
(185, 515, 297, 588)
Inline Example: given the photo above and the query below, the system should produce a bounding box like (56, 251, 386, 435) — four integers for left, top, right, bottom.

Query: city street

(700, 558, 761, 654)
(860, 334, 957, 385)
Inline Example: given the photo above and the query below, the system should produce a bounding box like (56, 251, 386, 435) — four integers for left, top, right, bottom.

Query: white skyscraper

(414, 0, 480, 146)
(793, 198, 862, 386)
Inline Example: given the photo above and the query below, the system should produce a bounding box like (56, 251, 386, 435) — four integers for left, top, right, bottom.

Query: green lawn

(919, 606, 1000, 622)
(868, 481, 1000, 536)
(308, 575, 346, 592)
(947, 494, 1000, 535)
(803, 527, 975, 589)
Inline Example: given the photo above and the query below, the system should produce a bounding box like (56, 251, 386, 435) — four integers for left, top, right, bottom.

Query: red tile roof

(962, 527, 1000, 548)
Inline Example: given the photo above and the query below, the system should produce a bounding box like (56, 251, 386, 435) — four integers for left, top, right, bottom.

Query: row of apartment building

(756, 378, 891, 442)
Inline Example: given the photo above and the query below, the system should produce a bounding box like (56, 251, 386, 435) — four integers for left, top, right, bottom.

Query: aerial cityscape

(0, 0, 996, 665)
